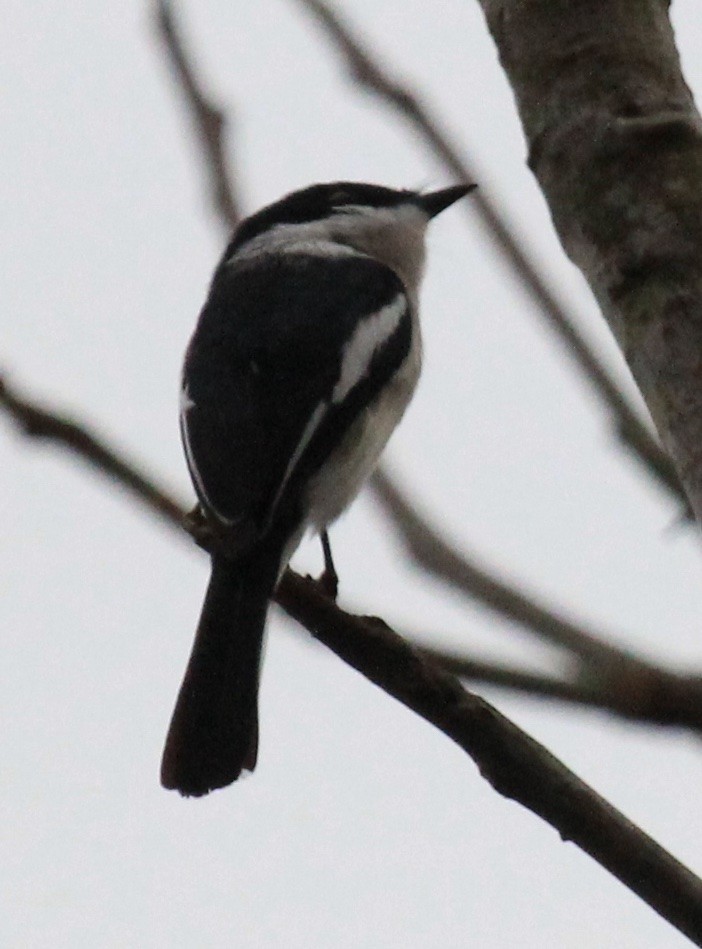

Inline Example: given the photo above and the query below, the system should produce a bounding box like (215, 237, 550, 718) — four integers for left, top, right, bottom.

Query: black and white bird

(161, 180, 473, 796)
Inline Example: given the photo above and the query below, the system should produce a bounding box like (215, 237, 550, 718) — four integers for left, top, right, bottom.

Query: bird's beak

(419, 183, 476, 218)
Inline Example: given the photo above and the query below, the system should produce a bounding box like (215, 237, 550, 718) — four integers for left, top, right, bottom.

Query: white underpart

(278, 335, 420, 571)
(268, 293, 407, 527)
(267, 400, 327, 524)
(304, 307, 421, 532)
(332, 294, 406, 404)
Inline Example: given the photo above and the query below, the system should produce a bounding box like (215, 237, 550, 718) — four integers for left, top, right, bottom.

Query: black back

(182, 252, 410, 545)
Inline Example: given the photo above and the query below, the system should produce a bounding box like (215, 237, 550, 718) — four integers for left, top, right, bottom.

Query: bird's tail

(161, 547, 281, 797)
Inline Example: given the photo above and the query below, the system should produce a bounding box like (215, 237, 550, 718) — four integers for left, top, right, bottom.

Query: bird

(161, 179, 473, 796)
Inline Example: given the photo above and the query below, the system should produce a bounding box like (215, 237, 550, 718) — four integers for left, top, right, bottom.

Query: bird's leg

(318, 529, 339, 600)
(184, 505, 214, 551)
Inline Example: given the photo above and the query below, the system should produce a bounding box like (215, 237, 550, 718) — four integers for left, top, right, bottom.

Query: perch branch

(277, 570, 702, 946)
(0, 374, 187, 527)
(4, 373, 702, 941)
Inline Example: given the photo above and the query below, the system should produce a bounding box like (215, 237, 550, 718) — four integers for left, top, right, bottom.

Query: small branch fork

(369, 469, 702, 714)
(4, 371, 702, 941)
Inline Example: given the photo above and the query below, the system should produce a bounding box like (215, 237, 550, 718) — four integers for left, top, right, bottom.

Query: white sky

(3, 2, 702, 946)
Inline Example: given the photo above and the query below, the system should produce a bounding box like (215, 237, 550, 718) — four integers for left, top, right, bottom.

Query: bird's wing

(181, 252, 411, 550)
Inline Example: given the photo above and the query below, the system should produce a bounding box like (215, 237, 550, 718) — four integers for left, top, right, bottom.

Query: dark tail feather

(161, 549, 280, 797)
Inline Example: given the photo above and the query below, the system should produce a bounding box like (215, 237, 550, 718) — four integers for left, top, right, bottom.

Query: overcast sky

(4, 2, 702, 946)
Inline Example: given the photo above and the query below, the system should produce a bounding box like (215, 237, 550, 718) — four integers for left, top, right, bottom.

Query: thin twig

(293, 0, 686, 511)
(419, 643, 702, 729)
(373, 467, 702, 728)
(4, 370, 702, 938)
(419, 647, 622, 708)
(153, 0, 241, 230)
(0, 374, 188, 527)
(4, 368, 700, 729)
(371, 467, 640, 668)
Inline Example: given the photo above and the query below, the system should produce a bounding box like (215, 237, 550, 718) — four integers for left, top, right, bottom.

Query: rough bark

(477, 0, 702, 521)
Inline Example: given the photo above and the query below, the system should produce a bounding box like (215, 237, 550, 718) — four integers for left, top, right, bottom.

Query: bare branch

(371, 467, 639, 668)
(277, 571, 702, 946)
(293, 0, 685, 511)
(0, 373, 188, 528)
(5, 362, 702, 735)
(4, 370, 702, 936)
(153, 0, 241, 230)
(473, 0, 702, 523)
(420, 643, 702, 730)
(419, 647, 625, 708)
(372, 467, 702, 729)
(419, 647, 600, 704)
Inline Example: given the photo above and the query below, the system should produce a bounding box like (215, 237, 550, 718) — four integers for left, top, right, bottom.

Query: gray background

(3, 2, 702, 946)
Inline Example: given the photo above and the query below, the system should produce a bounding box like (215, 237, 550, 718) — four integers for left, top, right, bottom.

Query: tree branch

(371, 468, 641, 667)
(277, 571, 702, 946)
(419, 642, 702, 730)
(5, 365, 701, 731)
(372, 467, 702, 730)
(417, 646, 621, 708)
(474, 0, 702, 524)
(4, 372, 702, 940)
(0, 374, 188, 528)
(153, 0, 241, 230)
(292, 0, 685, 511)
